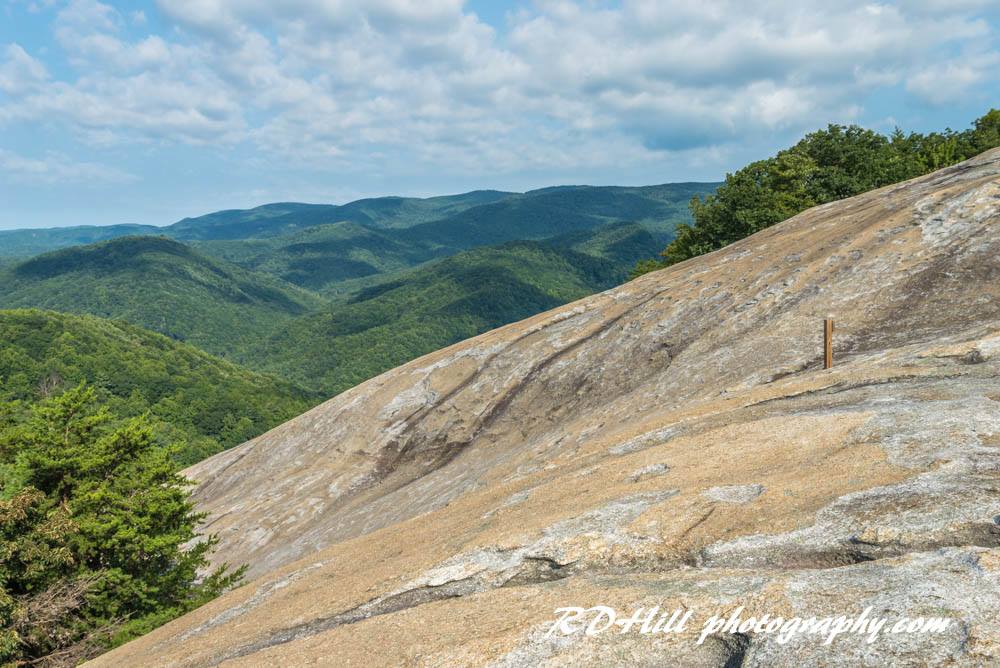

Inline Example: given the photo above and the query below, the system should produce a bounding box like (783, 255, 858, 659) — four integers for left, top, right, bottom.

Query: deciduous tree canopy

(634, 109, 1000, 276)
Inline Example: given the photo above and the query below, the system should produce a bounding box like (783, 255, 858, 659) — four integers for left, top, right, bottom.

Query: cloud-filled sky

(0, 0, 997, 229)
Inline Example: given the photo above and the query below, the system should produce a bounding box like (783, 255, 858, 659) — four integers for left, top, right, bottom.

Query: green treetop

(0, 385, 244, 666)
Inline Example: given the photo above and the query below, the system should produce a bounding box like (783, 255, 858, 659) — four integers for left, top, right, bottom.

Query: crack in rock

(210, 492, 678, 664)
(699, 471, 1000, 570)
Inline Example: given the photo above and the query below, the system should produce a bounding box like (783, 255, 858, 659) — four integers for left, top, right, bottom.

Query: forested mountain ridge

(191, 221, 437, 293)
(189, 182, 714, 294)
(242, 223, 659, 394)
(0, 223, 161, 259)
(0, 222, 660, 398)
(0, 183, 713, 260)
(0, 183, 717, 294)
(305, 190, 516, 230)
(0, 309, 319, 465)
(391, 183, 704, 252)
(168, 190, 517, 240)
(0, 193, 514, 256)
(0, 236, 325, 360)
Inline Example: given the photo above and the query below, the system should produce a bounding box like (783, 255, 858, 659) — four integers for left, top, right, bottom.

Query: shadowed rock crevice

(362, 286, 690, 511)
(215, 554, 577, 665)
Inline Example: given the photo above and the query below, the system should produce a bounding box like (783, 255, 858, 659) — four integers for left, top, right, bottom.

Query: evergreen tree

(0, 385, 244, 666)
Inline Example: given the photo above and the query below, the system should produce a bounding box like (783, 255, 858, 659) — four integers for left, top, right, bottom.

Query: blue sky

(0, 0, 997, 230)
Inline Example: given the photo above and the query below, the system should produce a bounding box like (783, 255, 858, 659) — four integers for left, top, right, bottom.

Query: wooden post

(824, 319, 834, 369)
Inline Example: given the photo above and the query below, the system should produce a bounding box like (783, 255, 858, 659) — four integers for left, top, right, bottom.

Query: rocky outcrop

(91, 149, 1000, 666)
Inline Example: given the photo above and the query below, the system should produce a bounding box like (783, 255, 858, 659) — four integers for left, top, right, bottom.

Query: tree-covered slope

(245, 225, 657, 394)
(397, 182, 716, 252)
(0, 384, 244, 665)
(0, 309, 320, 465)
(167, 191, 516, 240)
(548, 219, 671, 266)
(193, 221, 437, 292)
(192, 183, 716, 295)
(0, 236, 325, 359)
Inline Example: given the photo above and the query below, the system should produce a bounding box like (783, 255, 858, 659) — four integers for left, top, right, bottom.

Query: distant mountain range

(0, 183, 717, 260)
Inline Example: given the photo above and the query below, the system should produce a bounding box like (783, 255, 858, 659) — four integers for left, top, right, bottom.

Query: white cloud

(0, 147, 137, 184)
(0, 0, 997, 176)
(906, 52, 1000, 104)
(0, 44, 48, 95)
(0, 1, 246, 145)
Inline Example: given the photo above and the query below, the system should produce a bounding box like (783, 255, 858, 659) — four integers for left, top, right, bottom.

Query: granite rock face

(92, 150, 1000, 667)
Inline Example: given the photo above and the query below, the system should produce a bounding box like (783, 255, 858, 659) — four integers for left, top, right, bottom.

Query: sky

(0, 1, 997, 230)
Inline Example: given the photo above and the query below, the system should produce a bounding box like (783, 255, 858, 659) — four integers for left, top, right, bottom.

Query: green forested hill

(547, 219, 671, 265)
(245, 224, 655, 394)
(0, 309, 320, 464)
(0, 236, 325, 359)
(193, 221, 436, 292)
(191, 183, 715, 294)
(395, 182, 713, 252)
(0, 191, 518, 255)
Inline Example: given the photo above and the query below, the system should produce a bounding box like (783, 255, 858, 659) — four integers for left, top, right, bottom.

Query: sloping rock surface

(93, 150, 1000, 666)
